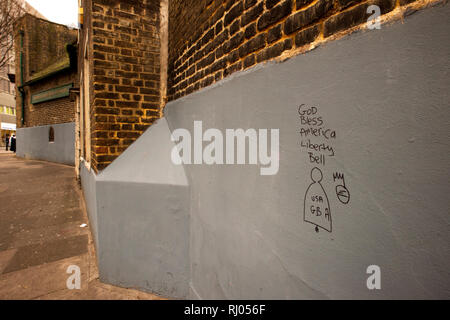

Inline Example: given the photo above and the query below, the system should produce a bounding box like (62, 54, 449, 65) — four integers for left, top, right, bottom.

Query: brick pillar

(89, 0, 162, 172)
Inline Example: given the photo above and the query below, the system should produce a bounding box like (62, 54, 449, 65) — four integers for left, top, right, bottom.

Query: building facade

(0, 0, 45, 148)
(0, 49, 16, 145)
(14, 14, 78, 165)
(0, 90, 16, 149)
(78, 0, 450, 299)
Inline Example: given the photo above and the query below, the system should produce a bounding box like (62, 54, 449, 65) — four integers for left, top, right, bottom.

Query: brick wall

(16, 14, 77, 79)
(15, 14, 78, 128)
(23, 72, 77, 127)
(80, 0, 162, 172)
(167, 0, 426, 101)
(80, 0, 434, 172)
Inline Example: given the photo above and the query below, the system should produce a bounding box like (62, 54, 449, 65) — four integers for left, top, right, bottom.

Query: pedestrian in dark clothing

(10, 134, 16, 153)
(5, 135, 9, 151)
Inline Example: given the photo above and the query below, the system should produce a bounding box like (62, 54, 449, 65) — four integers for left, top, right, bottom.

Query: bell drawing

(303, 167, 332, 233)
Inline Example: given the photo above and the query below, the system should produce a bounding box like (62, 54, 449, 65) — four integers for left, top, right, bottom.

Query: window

(49, 127, 55, 142)
(2, 106, 15, 115)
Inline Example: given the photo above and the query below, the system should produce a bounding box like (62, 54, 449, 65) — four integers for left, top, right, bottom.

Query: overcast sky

(26, 0, 78, 27)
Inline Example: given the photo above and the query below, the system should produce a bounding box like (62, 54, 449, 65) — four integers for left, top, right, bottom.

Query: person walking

(10, 134, 16, 153)
(5, 134, 9, 151)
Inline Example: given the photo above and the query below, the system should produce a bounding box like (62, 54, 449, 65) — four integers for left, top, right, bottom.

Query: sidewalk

(0, 153, 163, 300)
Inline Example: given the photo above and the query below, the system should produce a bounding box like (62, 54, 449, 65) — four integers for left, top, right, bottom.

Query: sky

(26, 0, 78, 27)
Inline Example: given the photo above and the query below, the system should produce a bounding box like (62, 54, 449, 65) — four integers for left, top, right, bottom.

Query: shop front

(1, 119, 16, 148)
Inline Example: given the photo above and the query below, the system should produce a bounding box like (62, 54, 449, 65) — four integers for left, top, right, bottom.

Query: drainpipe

(18, 30, 25, 126)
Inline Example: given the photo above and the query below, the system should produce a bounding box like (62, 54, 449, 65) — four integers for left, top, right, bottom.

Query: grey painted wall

(81, 4, 450, 299)
(16, 122, 75, 165)
(81, 119, 190, 298)
(164, 4, 450, 299)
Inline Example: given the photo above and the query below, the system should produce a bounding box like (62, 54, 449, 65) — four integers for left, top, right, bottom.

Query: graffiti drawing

(333, 172, 350, 205)
(303, 167, 332, 233)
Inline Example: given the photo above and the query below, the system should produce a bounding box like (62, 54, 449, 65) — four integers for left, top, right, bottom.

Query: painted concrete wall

(164, 4, 450, 299)
(16, 122, 75, 165)
(81, 119, 190, 298)
(81, 4, 450, 299)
